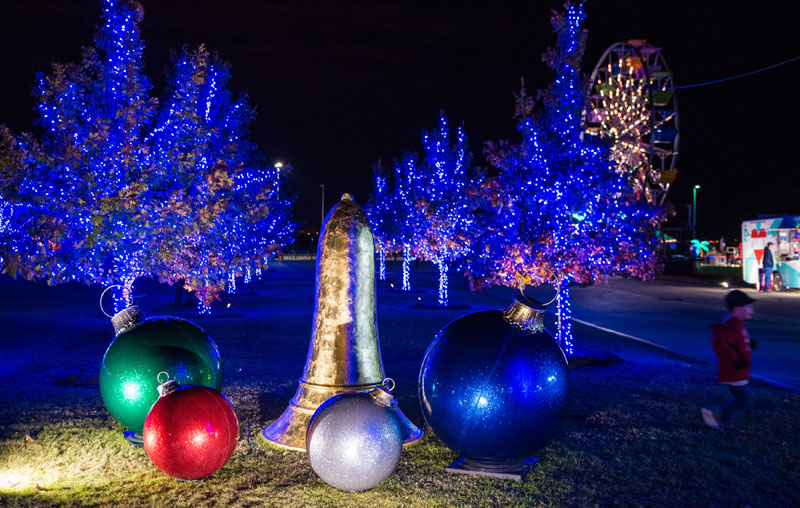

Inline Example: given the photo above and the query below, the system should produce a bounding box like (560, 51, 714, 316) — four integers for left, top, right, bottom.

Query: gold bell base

(261, 401, 315, 452)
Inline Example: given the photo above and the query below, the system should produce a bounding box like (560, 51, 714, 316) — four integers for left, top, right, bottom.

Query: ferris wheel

(586, 40, 679, 206)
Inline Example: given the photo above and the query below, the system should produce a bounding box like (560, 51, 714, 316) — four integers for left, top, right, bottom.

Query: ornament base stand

(445, 457, 538, 481)
(123, 431, 144, 447)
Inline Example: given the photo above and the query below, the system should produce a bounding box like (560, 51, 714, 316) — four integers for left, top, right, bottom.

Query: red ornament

(143, 382, 239, 480)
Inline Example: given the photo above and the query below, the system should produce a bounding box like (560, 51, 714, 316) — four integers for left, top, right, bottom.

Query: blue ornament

(418, 295, 569, 469)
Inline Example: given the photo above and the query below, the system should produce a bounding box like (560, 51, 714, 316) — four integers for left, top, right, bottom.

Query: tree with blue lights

(392, 152, 426, 292)
(0, 0, 158, 311)
(0, 127, 38, 274)
(415, 112, 477, 307)
(365, 161, 397, 281)
(0, 0, 295, 313)
(470, 2, 662, 353)
(368, 114, 479, 301)
(146, 44, 295, 312)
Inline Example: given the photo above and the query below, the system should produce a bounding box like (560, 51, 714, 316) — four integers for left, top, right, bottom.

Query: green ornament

(99, 306, 222, 432)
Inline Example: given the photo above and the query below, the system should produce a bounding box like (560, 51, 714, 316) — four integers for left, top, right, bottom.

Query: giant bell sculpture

(262, 193, 422, 450)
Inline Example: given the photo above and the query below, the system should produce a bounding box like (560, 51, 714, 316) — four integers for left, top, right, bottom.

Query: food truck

(741, 215, 800, 291)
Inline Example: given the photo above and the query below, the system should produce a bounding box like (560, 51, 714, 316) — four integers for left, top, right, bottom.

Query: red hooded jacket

(710, 316, 752, 383)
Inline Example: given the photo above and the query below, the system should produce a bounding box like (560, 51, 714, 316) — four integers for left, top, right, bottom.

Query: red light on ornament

(143, 384, 239, 480)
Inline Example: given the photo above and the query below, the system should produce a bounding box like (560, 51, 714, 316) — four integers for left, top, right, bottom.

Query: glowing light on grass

(0, 471, 27, 491)
(0, 426, 153, 494)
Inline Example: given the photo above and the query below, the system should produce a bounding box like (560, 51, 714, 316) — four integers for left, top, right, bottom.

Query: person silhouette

(762, 242, 775, 292)
(702, 290, 756, 431)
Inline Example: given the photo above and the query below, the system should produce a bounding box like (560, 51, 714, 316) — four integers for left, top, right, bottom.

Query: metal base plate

(123, 431, 144, 447)
(445, 457, 538, 481)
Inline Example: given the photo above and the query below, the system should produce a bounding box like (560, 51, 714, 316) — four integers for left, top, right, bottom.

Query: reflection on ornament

(306, 382, 403, 492)
(418, 295, 570, 479)
(143, 380, 238, 480)
(99, 306, 222, 434)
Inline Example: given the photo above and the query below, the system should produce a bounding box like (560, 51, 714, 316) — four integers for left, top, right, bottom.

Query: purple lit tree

(470, 3, 663, 353)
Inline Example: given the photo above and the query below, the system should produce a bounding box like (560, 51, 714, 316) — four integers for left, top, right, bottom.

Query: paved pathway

(373, 262, 800, 391)
(540, 278, 800, 390)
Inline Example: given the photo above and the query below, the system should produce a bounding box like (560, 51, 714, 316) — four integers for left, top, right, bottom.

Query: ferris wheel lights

(587, 42, 678, 206)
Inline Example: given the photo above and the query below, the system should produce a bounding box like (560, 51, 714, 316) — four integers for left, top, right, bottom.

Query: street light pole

(274, 162, 283, 198)
(692, 185, 701, 231)
(320, 184, 325, 230)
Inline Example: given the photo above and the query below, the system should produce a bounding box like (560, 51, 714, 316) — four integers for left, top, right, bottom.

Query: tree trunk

(402, 244, 412, 291)
(174, 280, 185, 307)
(556, 279, 573, 355)
(437, 260, 448, 307)
(378, 244, 386, 281)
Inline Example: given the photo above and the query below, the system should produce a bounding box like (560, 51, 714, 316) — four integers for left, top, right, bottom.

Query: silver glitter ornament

(306, 380, 403, 492)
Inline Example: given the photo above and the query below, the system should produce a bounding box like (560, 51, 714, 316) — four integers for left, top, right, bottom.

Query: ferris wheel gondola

(585, 40, 679, 206)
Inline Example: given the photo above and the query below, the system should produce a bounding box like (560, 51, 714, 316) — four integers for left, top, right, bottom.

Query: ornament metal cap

(156, 372, 180, 397)
(111, 305, 145, 336)
(370, 379, 398, 408)
(503, 294, 545, 332)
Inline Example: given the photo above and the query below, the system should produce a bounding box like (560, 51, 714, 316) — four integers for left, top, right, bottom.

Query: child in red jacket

(702, 290, 756, 431)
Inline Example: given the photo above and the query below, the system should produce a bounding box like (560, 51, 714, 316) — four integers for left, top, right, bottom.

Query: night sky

(1, 0, 798, 242)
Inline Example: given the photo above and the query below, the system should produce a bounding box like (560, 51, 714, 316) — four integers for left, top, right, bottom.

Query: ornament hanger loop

(520, 268, 561, 307)
(382, 378, 396, 392)
(157, 371, 170, 384)
(99, 285, 123, 318)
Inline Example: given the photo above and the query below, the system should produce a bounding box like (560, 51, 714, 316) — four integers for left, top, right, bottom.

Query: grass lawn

(1, 261, 798, 507)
